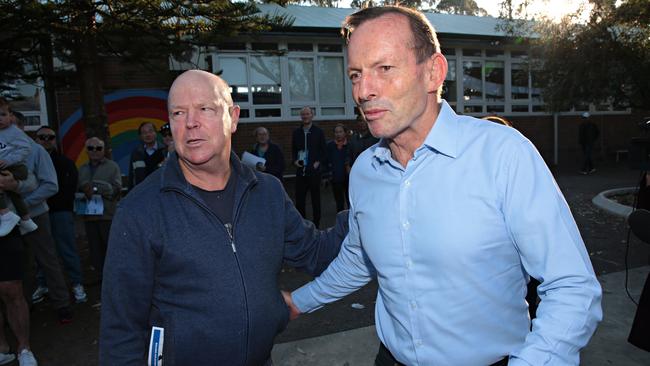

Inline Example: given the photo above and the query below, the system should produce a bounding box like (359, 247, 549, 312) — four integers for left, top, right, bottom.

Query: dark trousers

(0, 164, 29, 216)
(629, 271, 650, 351)
(331, 180, 349, 212)
(22, 213, 70, 309)
(84, 220, 112, 281)
(375, 343, 508, 366)
(295, 174, 321, 228)
(581, 143, 594, 172)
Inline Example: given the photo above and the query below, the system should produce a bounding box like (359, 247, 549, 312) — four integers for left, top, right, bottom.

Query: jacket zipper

(165, 180, 254, 364)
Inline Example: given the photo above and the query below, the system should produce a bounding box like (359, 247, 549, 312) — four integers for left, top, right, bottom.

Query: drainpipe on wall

(553, 112, 559, 166)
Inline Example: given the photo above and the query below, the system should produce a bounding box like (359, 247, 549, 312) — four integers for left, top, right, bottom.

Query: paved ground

(7, 158, 650, 365)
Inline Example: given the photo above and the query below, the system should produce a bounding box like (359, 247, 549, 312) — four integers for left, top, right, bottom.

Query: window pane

(318, 56, 345, 103)
(441, 48, 455, 56)
(511, 63, 529, 100)
(252, 43, 277, 51)
(463, 49, 482, 57)
(464, 105, 483, 113)
(442, 59, 457, 103)
(251, 56, 281, 104)
(290, 108, 303, 116)
(288, 43, 313, 52)
(532, 105, 545, 112)
(255, 109, 281, 118)
(487, 105, 504, 113)
(463, 61, 483, 101)
(239, 109, 250, 118)
(511, 104, 529, 112)
(321, 107, 345, 116)
(289, 58, 315, 102)
(229, 86, 249, 103)
(221, 57, 249, 103)
(531, 68, 543, 103)
(318, 44, 342, 52)
(486, 49, 503, 57)
(485, 61, 504, 102)
(511, 51, 528, 59)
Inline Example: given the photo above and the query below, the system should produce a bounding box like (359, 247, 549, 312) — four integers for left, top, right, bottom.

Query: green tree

(502, 0, 649, 111)
(0, 0, 290, 146)
(435, 0, 487, 16)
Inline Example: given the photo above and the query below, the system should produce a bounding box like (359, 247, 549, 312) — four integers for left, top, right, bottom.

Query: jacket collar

(160, 151, 257, 194)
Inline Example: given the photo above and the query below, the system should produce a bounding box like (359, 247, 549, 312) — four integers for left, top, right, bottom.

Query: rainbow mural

(60, 89, 169, 175)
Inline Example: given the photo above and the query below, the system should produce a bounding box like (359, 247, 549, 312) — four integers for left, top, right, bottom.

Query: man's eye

(380, 66, 393, 72)
(349, 72, 360, 82)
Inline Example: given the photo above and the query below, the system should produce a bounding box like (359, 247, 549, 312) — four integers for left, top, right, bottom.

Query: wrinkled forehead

(168, 73, 231, 108)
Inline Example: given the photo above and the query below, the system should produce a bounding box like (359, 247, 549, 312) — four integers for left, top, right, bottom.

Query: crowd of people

(0, 5, 607, 366)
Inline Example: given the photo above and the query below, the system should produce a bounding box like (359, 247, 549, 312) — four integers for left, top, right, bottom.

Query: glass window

(220, 57, 249, 103)
(255, 109, 281, 118)
(289, 58, 315, 102)
(251, 43, 278, 51)
(511, 50, 528, 59)
(441, 48, 456, 56)
(532, 105, 545, 112)
(511, 63, 529, 100)
(463, 49, 482, 57)
(511, 104, 529, 113)
(442, 59, 457, 103)
(464, 105, 483, 113)
(239, 109, 250, 118)
(463, 61, 483, 101)
(485, 50, 503, 57)
(484, 61, 504, 102)
(318, 56, 345, 103)
(531, 68, 543, 103)
(288, 43, 313, 52)
(487, 105, 504, 113)
(251, 56, 281, 104)
(318, 44, 342, 52)
(321, 107, 345, 116)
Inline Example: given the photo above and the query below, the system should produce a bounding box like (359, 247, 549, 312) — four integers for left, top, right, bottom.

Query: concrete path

(273, 267, 650, 365)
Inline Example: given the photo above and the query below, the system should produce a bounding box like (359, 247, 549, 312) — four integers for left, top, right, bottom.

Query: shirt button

(406, 260, 412, 269)
(402, 222, 410, 230)
(410, 301, 417, 309)
(405, 180, 411, 187)
(415, 340, 423, 347)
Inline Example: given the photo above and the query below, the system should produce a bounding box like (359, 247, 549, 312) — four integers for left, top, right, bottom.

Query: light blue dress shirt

(293, 101, 602, 366)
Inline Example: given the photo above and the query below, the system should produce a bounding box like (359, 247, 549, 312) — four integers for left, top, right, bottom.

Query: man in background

(31, 126, 86, 304)
(291, 107, 326, 228)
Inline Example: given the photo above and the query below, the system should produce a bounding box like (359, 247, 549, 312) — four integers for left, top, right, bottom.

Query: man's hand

(81, 183, 94, 199)
(255, 162, 266, 172)
(282, 291, 301, 321)
(0, 170, 18, 192)
(313, 161, 320, 170)
(0, 160, 7, 169)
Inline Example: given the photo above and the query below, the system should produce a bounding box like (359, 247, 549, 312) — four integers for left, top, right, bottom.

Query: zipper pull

(224, 223, 236, 253)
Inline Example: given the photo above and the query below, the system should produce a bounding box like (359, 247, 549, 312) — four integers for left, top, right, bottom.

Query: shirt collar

(372, 100, 459, 163)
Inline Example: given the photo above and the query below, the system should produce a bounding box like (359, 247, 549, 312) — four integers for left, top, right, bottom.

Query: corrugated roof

(257, 4, 508, 38)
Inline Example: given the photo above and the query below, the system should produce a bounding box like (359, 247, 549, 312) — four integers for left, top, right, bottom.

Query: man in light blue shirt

(284, 6, 602, 366)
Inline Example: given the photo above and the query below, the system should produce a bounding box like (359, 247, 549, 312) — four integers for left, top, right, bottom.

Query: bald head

(168, 70, 233, 109)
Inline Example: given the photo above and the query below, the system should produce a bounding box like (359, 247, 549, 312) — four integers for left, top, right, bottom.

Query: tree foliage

(502, 0, 649, 111)
(0, 0, 291, 145)
(435, 0, 487, 16)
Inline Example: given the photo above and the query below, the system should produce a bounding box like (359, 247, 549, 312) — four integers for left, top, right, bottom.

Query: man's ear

(229, 105, 240, 134)
(427, 52, 448, 94)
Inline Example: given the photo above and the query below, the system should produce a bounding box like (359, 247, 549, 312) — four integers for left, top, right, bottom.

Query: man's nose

(185, 109, 200, 128)
(356, 73, 377, 103)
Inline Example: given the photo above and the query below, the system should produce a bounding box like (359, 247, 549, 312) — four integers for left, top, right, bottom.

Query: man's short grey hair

(341, 5, 441, 64)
